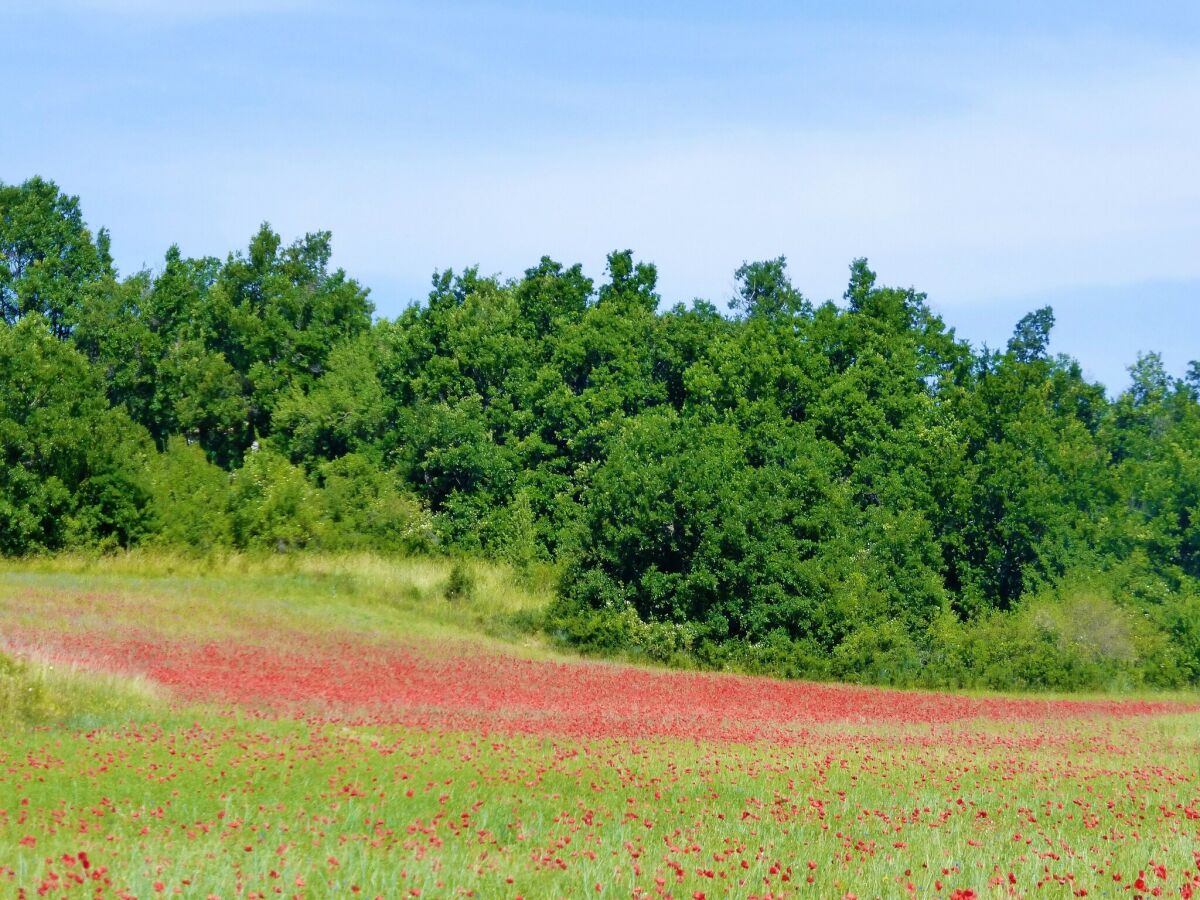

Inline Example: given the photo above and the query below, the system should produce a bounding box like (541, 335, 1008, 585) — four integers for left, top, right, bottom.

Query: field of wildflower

(1, 556, 1199, 899)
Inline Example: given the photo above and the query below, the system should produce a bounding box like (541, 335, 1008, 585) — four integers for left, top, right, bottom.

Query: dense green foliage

(3, 176, 1199, 690)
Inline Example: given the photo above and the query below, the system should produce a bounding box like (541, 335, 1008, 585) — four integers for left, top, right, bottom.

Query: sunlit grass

(0, 550, 556, 650)
(1, 648, 163, 731)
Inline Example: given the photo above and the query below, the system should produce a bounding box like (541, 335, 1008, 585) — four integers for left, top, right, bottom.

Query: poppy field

(2, 558, 1199, 899)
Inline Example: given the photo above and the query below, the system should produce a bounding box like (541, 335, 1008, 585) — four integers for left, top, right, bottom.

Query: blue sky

(4, 0, 1198, 391)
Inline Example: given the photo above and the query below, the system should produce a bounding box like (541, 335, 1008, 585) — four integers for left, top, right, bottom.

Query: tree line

(3, 176, 1199, 690)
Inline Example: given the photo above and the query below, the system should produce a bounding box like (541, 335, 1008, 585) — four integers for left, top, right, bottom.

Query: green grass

(0, 550, 557, 651)
(3, 708, 1199, 898)
(1, 651, 162, 729)
(1, 555, 1199, 898)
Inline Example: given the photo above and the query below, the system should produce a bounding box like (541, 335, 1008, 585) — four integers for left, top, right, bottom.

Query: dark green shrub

(443, 561, 476, 603)
(0, 316, 154, 554)
(146, 436, 232, 552)
(1159, 590, 1200, 684)
(317, 453, 432, 553)
(715, 632, 832, 681)
(543, 604, 642, 656)
(831, 621, 923, 687)
(228, 448, 321, 551)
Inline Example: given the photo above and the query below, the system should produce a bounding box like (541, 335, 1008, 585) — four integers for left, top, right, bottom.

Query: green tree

(144, 437, 233, 551)
(315, 454, 432, 553)
(730, 257, 810, 320)
(1007, 306, 1055, 363)
(228, 447, 321, 551)
(563, 410, 844, 645)
(0, 177, 110, 338)
(0, 316, 152, 552)
(273, 333, 387, 464)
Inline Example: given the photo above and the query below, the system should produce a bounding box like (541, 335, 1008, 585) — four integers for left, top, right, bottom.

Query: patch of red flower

(10, 628, 1196, 743)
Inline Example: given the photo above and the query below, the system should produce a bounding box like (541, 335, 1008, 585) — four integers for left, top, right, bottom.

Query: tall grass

(0, 649, 162, 730)
(0, 549, 558, 649)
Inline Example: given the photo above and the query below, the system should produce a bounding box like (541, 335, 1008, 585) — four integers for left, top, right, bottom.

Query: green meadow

(2, 558, 1198, 899)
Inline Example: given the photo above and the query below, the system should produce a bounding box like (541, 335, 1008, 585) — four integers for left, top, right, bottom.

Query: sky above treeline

(5, 0, 1199, 392)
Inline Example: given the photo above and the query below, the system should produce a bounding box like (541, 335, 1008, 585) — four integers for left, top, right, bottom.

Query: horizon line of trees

(3, 175, 1199, 691)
